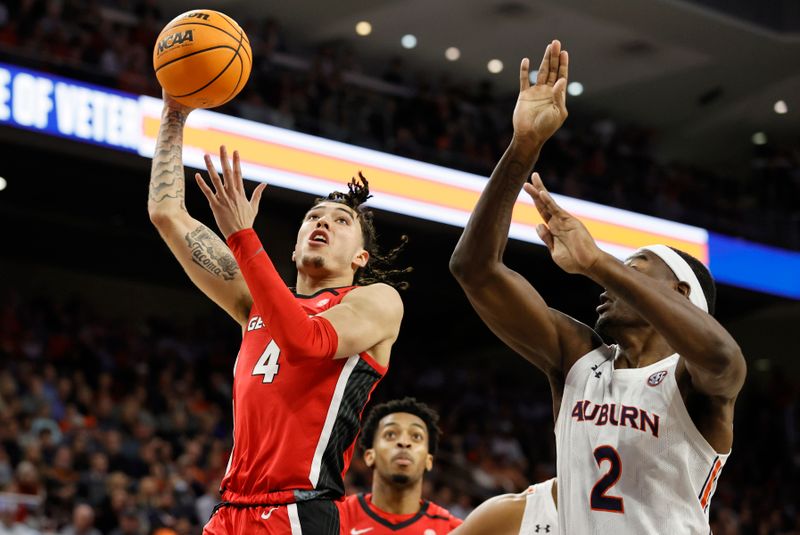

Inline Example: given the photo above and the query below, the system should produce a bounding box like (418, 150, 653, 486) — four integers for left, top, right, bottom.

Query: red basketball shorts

(202, 500, 339, 535)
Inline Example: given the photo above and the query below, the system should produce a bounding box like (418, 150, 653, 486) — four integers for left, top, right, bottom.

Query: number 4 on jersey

(252, 340, 281, 383)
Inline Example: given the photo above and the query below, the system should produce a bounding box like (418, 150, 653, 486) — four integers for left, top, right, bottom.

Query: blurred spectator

(108, 508, 141, 535)
(59, 503, 101, 535)
(0, 500, 37, 535)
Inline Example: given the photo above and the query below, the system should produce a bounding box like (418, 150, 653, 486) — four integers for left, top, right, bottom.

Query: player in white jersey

(453, 478, 558, 535)
(450, 39, 746, 534)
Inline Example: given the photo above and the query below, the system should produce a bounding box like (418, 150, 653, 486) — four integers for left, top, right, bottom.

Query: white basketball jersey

(519, 478, 558, 535)
(555, 345, 729, 534)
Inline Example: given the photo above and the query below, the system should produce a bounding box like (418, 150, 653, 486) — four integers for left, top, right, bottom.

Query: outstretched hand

(195, 146, 267, 239)
(513, 40, 569, 146)
(523, 173, 602, 275)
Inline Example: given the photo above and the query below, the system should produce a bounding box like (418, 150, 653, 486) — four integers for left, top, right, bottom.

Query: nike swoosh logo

(350, 528, 373, 535)
(261, 507, 279, 520)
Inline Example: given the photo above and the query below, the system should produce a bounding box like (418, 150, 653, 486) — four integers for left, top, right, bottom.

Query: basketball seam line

(173, 27, 244, 99)
(163, 21, 252, 63)
(222, 52, 245, 104)
(216, 12, 251, 46)
(221, 27, 247, 103)
(154, 45, 238, 74)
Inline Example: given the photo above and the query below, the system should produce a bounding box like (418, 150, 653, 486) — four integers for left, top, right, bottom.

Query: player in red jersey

(337, 398, 462, 534)
(148, 94, 406, 534)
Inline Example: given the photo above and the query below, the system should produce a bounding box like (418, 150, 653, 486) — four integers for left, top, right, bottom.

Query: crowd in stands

(0, 288, 798, 534)
(0, 0, 798, 249)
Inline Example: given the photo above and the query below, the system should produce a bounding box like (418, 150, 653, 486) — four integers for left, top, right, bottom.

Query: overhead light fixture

(774, 100, 788, 114)
(0, 177, 6, 191)
(401, 34, 417, 49)
(752, 132, 767, 145)
(567, 81, 584, 96)
(445, 47, 460, 61)
(487, 59, 503, 74)
(355, 21, 372, 36)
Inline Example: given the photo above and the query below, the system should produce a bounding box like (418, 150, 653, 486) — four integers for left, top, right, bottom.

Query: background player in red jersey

(338, 398, 462, 534)
(148, 94, 406, 534)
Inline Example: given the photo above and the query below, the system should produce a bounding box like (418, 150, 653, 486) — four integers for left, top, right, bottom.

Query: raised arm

(450, 40, 597, 377)
(526, 175, 746, 400)
(147, 94, 252, 325)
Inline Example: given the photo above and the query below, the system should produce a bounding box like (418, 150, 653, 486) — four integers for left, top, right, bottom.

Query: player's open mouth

(309, 230, 329, 245)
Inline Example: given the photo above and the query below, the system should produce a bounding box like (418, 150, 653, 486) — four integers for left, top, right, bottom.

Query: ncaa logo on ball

(157, 30, 194, 55)
(647, 370, 668, 386)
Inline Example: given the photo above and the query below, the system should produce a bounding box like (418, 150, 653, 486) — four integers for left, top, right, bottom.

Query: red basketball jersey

(337, 493, 462, 534)
(220, 286, 388, 504)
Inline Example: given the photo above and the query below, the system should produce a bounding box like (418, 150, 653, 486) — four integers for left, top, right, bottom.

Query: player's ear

(352, 248, 369, 270)
(675, 281, 691, 300)
(364, 448, 375, 468)
(291, 250, 296, 262)
(425, 453, 433, 472)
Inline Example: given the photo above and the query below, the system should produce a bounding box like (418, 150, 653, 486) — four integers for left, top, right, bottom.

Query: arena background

(0, 0, 798, 534)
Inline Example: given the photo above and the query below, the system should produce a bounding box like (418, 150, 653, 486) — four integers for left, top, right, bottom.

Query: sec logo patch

(647, 370, 668, 386)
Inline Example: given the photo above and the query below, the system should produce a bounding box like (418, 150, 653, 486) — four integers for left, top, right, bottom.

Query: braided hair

(313, 172, 411, 290)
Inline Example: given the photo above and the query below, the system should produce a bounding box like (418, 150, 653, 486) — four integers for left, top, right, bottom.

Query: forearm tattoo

(185, 225, 240, 281)
(149, 111, 188, 210)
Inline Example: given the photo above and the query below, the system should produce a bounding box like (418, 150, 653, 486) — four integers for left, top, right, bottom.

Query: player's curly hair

(314, 172, 411, 290)
(359, 397, 441, 455)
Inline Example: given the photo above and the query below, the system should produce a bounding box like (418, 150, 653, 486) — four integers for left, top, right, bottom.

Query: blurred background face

(293, 202, 368, 279)
(119, 514, 139, 534)
(0, 504, 15, 527)
(365, 412, 432, 487)
(73, 504, 94, 531)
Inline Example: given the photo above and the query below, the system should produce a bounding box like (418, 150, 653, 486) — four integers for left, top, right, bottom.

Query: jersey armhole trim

(358, 351, 387, 375)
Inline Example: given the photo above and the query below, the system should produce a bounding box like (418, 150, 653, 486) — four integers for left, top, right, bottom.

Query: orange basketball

(153, 9, 252, 109)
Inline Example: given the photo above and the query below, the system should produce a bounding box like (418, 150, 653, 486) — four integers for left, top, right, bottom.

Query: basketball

(153, 9, 252, 109)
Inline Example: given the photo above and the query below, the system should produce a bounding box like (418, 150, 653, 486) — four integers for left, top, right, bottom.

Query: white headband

(638, 245, 709, 313)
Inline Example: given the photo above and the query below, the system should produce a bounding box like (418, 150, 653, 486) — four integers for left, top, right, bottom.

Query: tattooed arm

(148, 94, 252, 325)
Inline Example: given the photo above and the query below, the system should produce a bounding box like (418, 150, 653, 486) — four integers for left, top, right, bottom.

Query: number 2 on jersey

(590, 445, 624, 513)
(252, 340, 281, 383)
